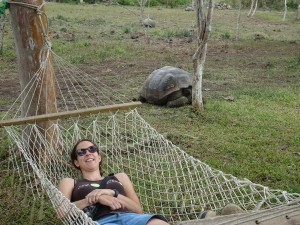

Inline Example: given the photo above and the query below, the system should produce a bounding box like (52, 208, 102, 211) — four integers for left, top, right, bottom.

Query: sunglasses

(76, 145, 99, 156)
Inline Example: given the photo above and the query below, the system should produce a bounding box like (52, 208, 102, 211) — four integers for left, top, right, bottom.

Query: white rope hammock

(1, 1, 300, 225)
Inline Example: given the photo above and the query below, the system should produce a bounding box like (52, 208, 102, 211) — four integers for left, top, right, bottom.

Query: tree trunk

(192, 45, 207, 109)
(262, 0, 268, 9)
(283, 0, 287, 21)
(139, 0, 148, 21)
(0, 14, 6, 55)
(192, 0, 213, 110)
(192, 0, 195, 8)
(248, 0, 258, 17)
(236, 0, 242, 40)
(9, 0, 58, 158)
(247, 0, 254, 17)
(297, 3, 300, 20)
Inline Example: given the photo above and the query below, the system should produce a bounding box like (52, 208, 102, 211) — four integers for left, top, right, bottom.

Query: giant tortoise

(138, 66, 193, 107)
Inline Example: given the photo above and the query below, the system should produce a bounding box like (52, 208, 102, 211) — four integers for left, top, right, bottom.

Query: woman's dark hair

(70, 138, 102, 175)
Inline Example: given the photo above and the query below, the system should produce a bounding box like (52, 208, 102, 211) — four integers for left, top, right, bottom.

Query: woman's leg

(146, 218, 169, 225)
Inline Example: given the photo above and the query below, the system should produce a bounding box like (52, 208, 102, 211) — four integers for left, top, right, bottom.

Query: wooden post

(10, 0, 57, 117)
(9, 0, 58, 158)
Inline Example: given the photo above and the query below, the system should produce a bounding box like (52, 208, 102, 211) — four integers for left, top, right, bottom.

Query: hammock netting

(1, 2, 300, 225)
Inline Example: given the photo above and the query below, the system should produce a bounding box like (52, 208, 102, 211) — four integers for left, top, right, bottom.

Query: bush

(286, 0, 299, 9)
(221, 31, 231, 39)
(117, 0, 135, 5)
(148, 0, 159, 7)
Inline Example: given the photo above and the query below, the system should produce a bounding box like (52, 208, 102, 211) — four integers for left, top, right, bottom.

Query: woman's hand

(97, 195, 125, 210)
(85, 188, 114, 204)
(85, 189, 125, 210)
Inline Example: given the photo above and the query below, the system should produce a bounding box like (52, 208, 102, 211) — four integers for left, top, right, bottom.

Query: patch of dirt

(0, 34, 299, 113)
(0, 70, 20, 112)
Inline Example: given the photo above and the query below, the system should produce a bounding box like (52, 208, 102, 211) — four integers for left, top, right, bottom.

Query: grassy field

(0, 3, 299, 224)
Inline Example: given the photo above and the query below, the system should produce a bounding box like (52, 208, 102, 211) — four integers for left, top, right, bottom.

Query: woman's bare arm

(58, 178, 89, 209)
(114, 172, 143, 213)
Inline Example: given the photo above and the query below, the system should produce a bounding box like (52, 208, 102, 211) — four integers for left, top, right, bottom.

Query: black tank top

(71, 175, 128, 219)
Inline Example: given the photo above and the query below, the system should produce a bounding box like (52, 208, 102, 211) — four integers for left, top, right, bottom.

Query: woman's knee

(146, 218, 169, 225)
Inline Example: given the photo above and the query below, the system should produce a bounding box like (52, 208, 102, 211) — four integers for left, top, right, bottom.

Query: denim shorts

(96, 212, 167, 225)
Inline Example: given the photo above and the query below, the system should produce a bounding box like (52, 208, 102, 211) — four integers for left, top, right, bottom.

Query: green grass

(0, 3, 300, 224)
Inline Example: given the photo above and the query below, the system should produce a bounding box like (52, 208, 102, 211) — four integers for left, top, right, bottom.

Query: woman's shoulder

(114, 172, 128, 178)
(58, 177, 76, 195)
(113, 172, 131, 183)
(59, 177, 75, 185)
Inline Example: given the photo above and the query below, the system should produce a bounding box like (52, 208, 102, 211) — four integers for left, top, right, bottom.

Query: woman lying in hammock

(59, 138, 169, 225)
